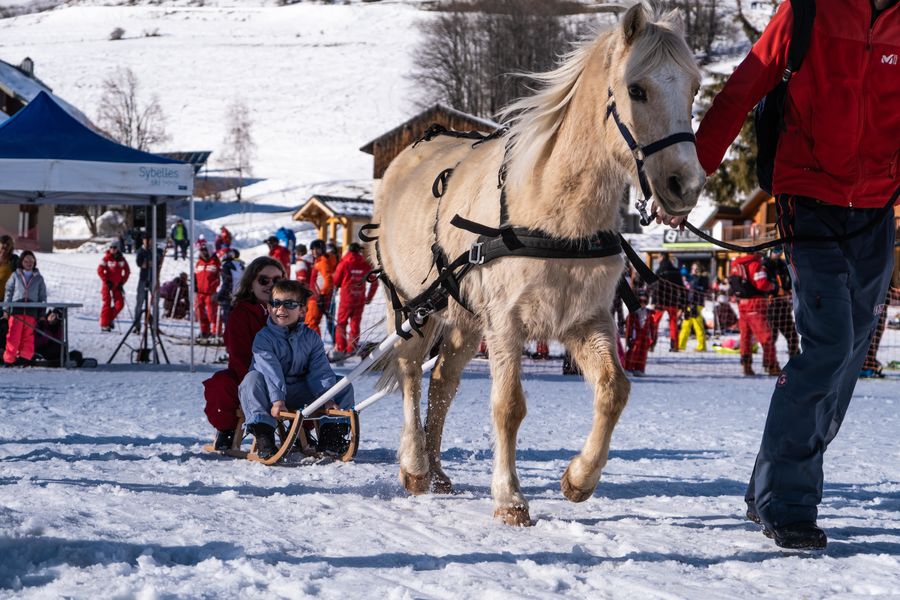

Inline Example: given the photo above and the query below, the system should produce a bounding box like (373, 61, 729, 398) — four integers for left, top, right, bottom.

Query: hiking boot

(746, 500, 761, 524)
(741, 356, 755, 376)
(763, 522, 827, 550)
(249, 423, 277, 459)
(766, 363, 782, 377)
(328, 350, 348, 363)
(214, 429, 235, 451)
(318, 421, 350, 455)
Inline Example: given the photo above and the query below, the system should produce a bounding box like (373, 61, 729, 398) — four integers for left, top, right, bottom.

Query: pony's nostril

(667, 175, 683, 199)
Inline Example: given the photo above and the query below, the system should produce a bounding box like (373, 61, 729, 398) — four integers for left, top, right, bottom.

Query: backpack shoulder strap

(786, 0, 816, 79)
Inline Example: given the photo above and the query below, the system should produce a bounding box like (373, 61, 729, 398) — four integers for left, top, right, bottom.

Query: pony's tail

(373, 317, 446, 395)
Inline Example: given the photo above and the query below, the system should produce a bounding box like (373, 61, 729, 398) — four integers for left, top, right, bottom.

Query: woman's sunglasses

(268, 299, 301, 310)
(256, 275, 283, 286)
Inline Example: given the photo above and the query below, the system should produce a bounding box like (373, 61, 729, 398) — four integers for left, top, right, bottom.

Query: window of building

(18, 206, 38, 240)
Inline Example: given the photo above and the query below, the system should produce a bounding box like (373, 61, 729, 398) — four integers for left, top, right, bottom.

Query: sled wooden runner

(203, 408, 360, 465)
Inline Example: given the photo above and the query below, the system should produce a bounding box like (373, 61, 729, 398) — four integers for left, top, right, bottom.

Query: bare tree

(96, 67, 170, 151)
(734, 0, 778, 43)
(219, 99, 256, 201)
(411, 0, 594, 119)
(660, 0, 731, 59)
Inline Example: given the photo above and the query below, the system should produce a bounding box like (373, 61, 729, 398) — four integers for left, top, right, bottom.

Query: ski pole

(355, 354, 438, 413)
(170, 287, 180, 318)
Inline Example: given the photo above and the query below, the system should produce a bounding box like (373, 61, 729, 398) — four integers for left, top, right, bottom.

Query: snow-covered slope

(0, 1, 427, 185)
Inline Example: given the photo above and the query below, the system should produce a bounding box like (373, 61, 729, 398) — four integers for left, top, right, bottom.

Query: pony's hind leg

(393, 319, 443, 495)
(560, 317, 631, 502)
(425, 323, 480, 494)
(485, 331, 531, 526)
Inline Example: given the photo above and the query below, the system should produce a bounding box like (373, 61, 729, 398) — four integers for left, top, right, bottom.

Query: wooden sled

(203, 408, 360, 465)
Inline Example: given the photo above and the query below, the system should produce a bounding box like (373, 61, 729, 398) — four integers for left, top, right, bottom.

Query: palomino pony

(371, 3, 704, 525)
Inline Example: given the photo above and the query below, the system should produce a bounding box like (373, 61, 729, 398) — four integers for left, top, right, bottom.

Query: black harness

(365, 102, 700, 337)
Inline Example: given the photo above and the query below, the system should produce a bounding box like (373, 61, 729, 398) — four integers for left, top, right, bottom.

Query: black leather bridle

(605, 87, 697, 226)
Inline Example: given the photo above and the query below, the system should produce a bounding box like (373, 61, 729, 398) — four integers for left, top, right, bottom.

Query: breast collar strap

(605, 87, 696, 226)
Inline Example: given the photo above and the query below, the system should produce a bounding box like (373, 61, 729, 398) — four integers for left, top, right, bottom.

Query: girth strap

(466, 227, 622, 265)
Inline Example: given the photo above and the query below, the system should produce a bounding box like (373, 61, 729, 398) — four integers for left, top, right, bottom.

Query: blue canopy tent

(0, 91, 199, 367)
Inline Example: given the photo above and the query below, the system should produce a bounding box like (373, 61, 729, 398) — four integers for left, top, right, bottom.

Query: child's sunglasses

(268, 299, 301, 310)
(256, 275, 283, 286)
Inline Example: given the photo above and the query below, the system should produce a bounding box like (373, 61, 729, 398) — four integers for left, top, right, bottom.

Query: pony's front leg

(486, 333, 531, 526)
(560, 317, 631, 502)
(425, 325, 480, 494)
(397, 354, 430, 495)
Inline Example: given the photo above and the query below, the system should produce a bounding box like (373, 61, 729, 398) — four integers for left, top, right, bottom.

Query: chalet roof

(359, 103, 501, 154)
(293, 195, 374, 221)
(0, 58, 93, 128)
(739, 188, 772, 217)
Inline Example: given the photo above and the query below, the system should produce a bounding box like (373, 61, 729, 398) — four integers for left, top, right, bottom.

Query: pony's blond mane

(499, 4, 698, 191)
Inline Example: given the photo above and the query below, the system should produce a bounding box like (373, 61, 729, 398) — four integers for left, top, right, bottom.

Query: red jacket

(696, 0, 900, 208)
(269, 245, 291, 271)
(732, 254, 775, 297)
(98, 250, 130, 286)
(203, 299, 268, 430)
(223, 300, 268, 378)
(333, 251, 378, 306)
(195, 254, 221, 295)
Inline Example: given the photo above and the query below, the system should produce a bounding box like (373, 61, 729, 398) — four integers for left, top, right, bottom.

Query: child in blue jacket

(238, 279, 354, 458)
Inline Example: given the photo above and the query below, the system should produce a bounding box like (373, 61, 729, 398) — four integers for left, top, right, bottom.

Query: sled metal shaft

(301, 318, 416, 418)
(355, 355, 438, 413)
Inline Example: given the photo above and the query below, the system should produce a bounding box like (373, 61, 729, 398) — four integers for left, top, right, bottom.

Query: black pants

(747, 196, 895, 529)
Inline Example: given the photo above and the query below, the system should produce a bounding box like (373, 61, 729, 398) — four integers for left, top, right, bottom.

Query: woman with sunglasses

(203, 256, 285, 450)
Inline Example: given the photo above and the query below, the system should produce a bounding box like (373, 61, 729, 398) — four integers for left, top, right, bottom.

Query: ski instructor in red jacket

(329, 242, 378, 360)
(688, 0, 900, 551)
(98, 240, 130, 332)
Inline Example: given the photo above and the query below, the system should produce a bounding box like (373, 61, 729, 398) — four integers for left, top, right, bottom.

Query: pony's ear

(621, 3, 647, 45)
(662, 8, 685, 34)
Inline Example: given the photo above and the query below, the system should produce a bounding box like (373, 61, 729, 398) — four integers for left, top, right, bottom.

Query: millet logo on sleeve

(882, 54, 898, 65)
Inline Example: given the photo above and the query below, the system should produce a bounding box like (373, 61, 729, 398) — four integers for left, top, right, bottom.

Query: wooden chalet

(292, 195, 374, 249)
(360, 104, 500, 179)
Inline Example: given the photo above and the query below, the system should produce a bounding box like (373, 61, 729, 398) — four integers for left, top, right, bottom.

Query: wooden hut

(360, 104, 500, 179)
(292, 195, 374, 249)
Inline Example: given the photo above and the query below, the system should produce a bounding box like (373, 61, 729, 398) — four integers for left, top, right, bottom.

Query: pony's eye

(628, 85, 647, 102)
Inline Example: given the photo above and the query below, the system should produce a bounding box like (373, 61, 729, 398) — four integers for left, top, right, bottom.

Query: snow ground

(1, 361, 899, 597)
(3, 243, 900, 599)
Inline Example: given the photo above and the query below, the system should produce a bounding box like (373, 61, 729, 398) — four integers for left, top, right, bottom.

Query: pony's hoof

(399, 468, 431, 495)
(561, 466, 595, 503)
(493, 505, 532, 526)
